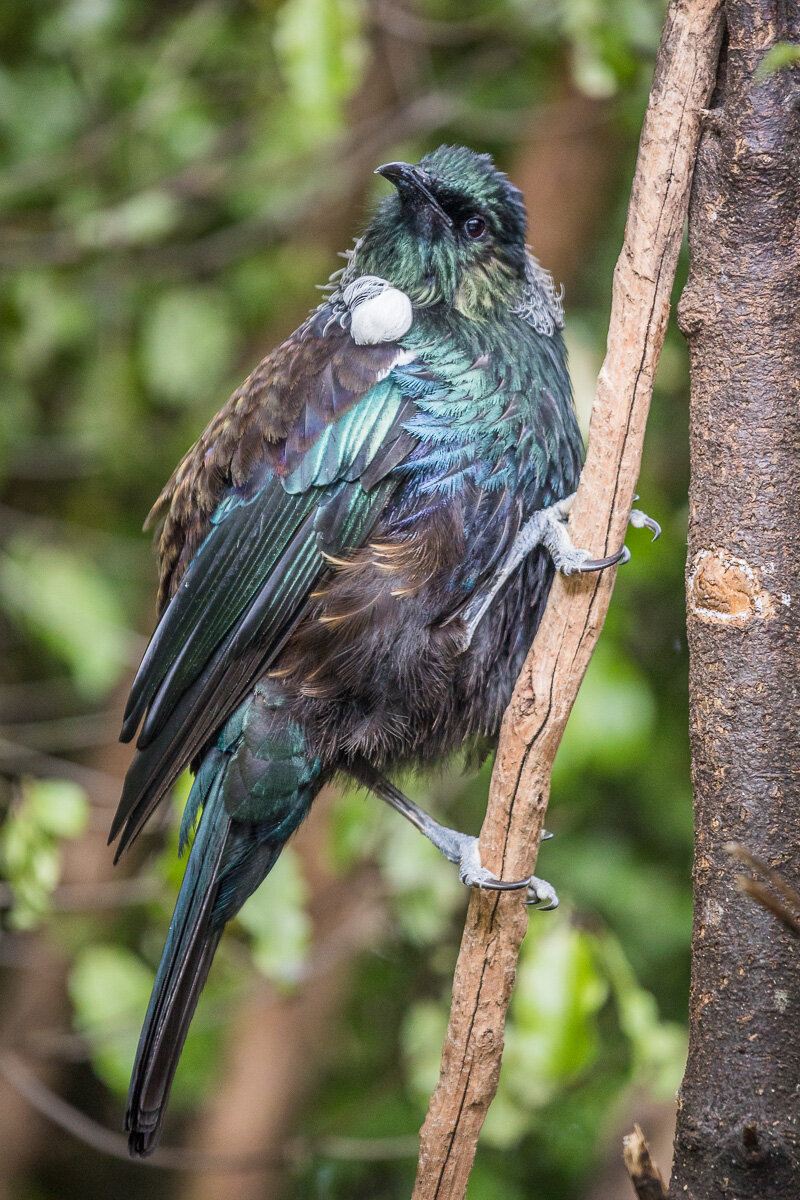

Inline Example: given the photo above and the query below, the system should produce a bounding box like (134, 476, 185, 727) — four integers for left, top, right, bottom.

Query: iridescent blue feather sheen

(115, 145, 583, 1157)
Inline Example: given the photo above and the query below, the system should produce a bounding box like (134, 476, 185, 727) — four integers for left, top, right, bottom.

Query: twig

(726, 842, 800, 940)
(0, 737, 122, 805)
(623, 1123, 669, 1200)
(0, 877, 162, 913)
(0, 714, 126, 754)
(411, 1, 725, 1197)
(0, 1052, 418, 1172)
(373, 1, 506, 45)
(0, 92, 457, 275)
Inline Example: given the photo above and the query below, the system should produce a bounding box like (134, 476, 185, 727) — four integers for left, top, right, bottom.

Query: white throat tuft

(343, 276, 413, 345)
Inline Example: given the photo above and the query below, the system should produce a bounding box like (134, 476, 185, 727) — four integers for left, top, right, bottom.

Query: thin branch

(623, 1124, 669, 1200)
(0, 737, 122, 805)
(0, 89, 609, 276)
(0, 1052, 418, 1172)
(411, 1, 725, 1196)
(373, 1, 507, 45)
(726, 842, 800, 940)
(0, 877, 162, 913)
(0, 714, 126, 754)
(0, 92, 456, 274)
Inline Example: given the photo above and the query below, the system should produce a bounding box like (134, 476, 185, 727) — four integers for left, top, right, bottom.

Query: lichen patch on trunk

(687, 548, 775, 626)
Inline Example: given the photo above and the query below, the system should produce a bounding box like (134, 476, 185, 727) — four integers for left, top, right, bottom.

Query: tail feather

(127, 931, 222, 1156)
(125, 774, 230, 1157)
(124, 685, 317, 1157)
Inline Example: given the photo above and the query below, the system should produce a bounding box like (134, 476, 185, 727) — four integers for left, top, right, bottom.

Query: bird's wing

(111, 305, 423, 857)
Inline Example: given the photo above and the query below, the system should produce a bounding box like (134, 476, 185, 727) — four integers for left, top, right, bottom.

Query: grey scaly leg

(461, 492, 660, 649)
(351, 760, 558, 909)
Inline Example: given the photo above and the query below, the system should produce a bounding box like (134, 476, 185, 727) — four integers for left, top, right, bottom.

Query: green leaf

(401, 999, 448, 1102)
(756, 42, 800, 80)
(571, 43, 619, 99)
(68, 945, 156, 1095)
(237, 847, 311, 988)
(27, 839, 61, 894)
(274, 0, 367, 140)
(140, 287, 237, 407)
(379, 816, 464, 945)
(39, 0, 126, 50)
(466, 1162, 526, 1200)
(0, 64, 86, 157)
(0, 778, 89, 929)
(0, 535, 135, 698)
(553, 640, 656, 782)
(9, 272, 92, 375)
(497, 923, 608, 1115)
(544, 835, 692, 970)
(27, 778, 89, 839)
(595, 930, 687, 1098)
(76, 189, 181, 250)
(327, 782, 386, 872)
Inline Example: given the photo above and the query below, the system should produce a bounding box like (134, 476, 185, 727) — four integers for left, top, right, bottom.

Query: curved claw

(527, 894, 559, 911)
(457, 835, 541, 893)
(576, 544, 630, 573)
(457, 835, 558, 898)
(629, 508, 661, 541)
(467, 872, 534, 893)
(525, 876, 560, 910)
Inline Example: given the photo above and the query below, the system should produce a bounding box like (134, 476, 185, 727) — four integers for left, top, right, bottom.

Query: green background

(0, 1, 693, 1197)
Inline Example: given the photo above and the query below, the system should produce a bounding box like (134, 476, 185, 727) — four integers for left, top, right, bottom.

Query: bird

(111, 144, 658, 1157)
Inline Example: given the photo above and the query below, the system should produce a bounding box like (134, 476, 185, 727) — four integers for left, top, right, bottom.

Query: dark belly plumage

(276, 486, 555, 771)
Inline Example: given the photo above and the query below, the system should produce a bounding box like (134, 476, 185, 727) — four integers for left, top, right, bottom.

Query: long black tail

(125, 773, 285, 1156)
(124, 680, 320, 1157)
(125, 773, 230, 1156)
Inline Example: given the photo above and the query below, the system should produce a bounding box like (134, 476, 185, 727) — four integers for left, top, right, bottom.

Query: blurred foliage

(0, 532, 135, 696)
(755, 40, 800, 79)
(0, 2, 694, 1199)
(237, 847, 312, 987)
(1, 777, 88, 927)
(68, 942, 159, 1095)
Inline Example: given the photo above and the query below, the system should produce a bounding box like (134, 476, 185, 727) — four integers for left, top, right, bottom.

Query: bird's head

(356, 145, 528, 317)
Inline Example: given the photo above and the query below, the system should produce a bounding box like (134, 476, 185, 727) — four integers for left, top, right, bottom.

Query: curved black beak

(374, 161, 451, 224)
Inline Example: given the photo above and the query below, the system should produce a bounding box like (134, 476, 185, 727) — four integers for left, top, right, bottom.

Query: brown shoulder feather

(145, 311, 403, 615)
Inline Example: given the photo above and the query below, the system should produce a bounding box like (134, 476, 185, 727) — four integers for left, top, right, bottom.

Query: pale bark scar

(687, 547, 776, 626)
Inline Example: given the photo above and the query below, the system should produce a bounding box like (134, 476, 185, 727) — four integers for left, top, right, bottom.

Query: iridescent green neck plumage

(356, 234, 523, 317)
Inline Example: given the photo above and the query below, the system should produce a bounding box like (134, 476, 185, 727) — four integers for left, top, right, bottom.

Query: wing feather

(112, 305, 426, 855)
(121, 480, 317, 742)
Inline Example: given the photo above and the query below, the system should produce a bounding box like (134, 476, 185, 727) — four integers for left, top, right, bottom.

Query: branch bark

(669, 3, 800, 1195)
(728, 843, 800, 942)
(623, 1124, 670, 1200)
(411, 2, 725, 1196)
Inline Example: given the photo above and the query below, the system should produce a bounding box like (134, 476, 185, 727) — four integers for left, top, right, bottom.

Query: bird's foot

(449, 833, 558, 911)
(456, 835, 531, 892)
(459, 493, 659, 649)
(355, 761, 559, 902)
(540, 492, 659, 576)
(525, 875, 560, 910)
(539, 493, 628, 575)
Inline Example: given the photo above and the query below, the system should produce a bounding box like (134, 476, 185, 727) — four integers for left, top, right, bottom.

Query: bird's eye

(464, 216, 486, 240)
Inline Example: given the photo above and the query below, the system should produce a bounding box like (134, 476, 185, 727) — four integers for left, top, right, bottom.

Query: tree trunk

(411, 2, 725, 1194)
(670, 5, 800, 1196)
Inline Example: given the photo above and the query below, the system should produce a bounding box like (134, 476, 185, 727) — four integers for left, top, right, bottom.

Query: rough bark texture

(411, 2, 725, 1197)
(670, 4, 800, 1197)
(624, 1124, 670, 1200)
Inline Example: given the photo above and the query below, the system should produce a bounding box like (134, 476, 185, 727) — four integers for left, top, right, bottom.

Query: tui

(112, 145, 657, 1156)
